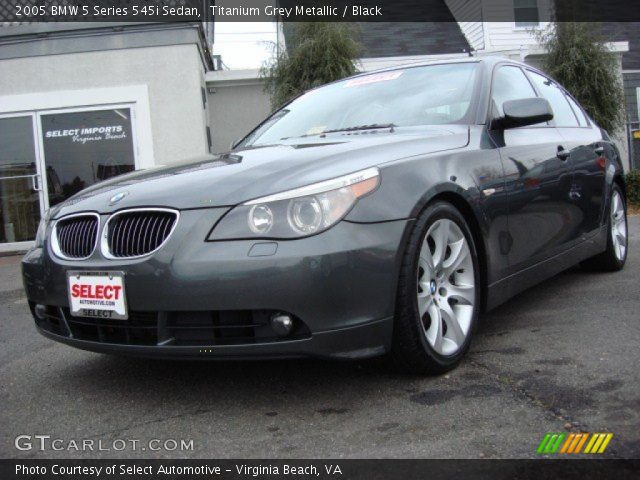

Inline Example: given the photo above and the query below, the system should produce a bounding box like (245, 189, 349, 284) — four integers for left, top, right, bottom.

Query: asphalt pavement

(1, 218, 638, 459)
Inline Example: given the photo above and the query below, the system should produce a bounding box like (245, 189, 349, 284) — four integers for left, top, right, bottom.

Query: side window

(564, 94, 589, 126)
(492, 66, 537, 116)
(527, 71, 580, 127)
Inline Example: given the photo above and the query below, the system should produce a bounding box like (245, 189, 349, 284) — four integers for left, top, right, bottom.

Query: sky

(212, 22, 279, 70)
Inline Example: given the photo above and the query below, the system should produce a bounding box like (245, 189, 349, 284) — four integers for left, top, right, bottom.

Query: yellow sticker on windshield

(344, 71, 403, 88)
(306, 126, 327, 135)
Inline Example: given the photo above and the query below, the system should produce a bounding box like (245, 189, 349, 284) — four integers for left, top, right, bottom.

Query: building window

(514, 0, 539, 27)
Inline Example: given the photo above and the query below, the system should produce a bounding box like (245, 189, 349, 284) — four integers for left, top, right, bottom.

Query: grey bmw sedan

(22, 57, 628, 373)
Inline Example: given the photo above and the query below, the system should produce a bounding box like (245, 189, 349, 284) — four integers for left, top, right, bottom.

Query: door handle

(556, 146, 570, 161)
(594, 146, 605, 155)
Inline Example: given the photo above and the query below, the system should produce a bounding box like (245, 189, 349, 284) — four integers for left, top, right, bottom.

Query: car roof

(357, 55, 528, 76)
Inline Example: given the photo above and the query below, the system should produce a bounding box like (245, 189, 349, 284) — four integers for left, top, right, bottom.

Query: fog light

(34, 304, 47, 320)
(270, 313, 293, 337)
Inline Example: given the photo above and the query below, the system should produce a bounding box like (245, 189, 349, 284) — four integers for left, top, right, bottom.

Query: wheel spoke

(417, 293, 432, 318)
(431, 221, 449, 269)
(440, 302, 465, 347)
(419, 240, 435, 272)
(447, 283, 475, 305)
(425, 302, 443, 352)
(444, 238, 470, 275)
(612, 192, 619, 216)
(615, 233, 626, 259)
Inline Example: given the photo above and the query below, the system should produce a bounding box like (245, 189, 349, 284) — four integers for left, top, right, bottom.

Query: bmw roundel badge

(109, 191, 129, 205)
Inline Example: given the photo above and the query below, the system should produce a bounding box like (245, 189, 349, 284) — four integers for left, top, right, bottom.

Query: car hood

(51, 125, 469, 218)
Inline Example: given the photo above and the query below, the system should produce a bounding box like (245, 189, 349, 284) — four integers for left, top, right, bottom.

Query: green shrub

(626, 170, 640, 206)
(537, 23, 625, 133)
(261, 23, 360, 109)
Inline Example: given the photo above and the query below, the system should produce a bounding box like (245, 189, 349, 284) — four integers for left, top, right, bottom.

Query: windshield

(242, 62, 479, 147)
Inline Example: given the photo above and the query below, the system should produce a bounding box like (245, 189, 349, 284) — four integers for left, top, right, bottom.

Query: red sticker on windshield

(344, 71, 403, 87)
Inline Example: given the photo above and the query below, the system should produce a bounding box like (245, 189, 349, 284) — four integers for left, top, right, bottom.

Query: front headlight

(209, 167, 380, 240)
(34, 210, 50, 248)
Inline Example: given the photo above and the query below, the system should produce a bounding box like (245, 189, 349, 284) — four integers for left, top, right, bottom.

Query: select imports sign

(45, 125, 127, 144)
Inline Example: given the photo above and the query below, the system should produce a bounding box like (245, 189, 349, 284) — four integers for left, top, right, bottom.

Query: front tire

(581, 184, 628, 272)
(392, 201, 481, 374)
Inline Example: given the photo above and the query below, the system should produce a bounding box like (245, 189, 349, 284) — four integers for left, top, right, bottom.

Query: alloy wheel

(417, 219, 475, 356)
(611, 190, 627, 262)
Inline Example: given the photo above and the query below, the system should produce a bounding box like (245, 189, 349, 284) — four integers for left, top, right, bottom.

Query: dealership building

(0, 22, 219, 253)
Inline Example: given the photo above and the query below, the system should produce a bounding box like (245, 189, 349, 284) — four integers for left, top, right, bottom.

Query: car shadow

(54, 345, 397, 398)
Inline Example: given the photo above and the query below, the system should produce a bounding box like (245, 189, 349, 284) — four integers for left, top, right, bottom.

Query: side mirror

(492, 98, 554, 130)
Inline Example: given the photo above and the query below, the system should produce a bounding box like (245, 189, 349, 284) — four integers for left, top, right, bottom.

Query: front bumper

(35, 317, 393, 360)
(22, 208, 409, 359)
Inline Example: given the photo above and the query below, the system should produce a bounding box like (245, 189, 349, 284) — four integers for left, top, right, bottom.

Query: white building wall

(458, 22, 486, 51)
(207, 80, 271, 153)
(483, 21, 549, 51)
(0, 44, 209, 166)
(448, 0, 555, 53)
(445, 1, 484, 50)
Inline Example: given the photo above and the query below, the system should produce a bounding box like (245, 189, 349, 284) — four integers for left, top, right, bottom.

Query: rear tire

(391, 201, 481, 375)
(580, 184, 628, 272)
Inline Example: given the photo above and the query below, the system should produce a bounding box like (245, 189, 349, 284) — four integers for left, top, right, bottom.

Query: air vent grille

(53, 215, 99, 259)
(105, 210, 178, 258)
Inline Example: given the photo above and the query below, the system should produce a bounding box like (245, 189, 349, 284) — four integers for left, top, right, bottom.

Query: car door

(557, 92, 607, 239)
(526, 70, 603, 242)
(489, 65, 577, 274)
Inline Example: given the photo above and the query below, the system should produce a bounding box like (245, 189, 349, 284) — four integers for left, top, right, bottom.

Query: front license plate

(67, 271, 128, 320)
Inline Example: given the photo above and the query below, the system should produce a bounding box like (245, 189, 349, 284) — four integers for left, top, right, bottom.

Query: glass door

(0, 114, 45, 249)
(38, 106, 137, 208)
(0, 105, 139, 251)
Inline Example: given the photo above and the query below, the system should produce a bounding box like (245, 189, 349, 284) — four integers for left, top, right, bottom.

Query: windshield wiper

(321, 123, 396, 134)
(280, 123, 396, 141)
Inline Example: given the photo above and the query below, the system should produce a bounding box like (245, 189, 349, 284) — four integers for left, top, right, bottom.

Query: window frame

(562, 91, 592, 128)
(524, 68, 590, 129)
